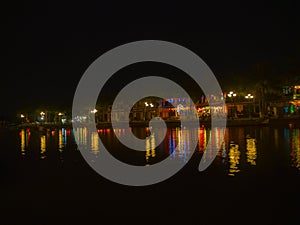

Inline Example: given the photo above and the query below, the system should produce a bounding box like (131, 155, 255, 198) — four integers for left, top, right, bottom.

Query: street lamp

(40, 111, 45, 122)
(245, 94, 254, 118)
(90, 109, 98, 124)
(227, 91, 237, 98)
(245, 94, 254, 99)
(19, 114, 26, 124)
(144, 102, 155, 120)
(57, 112, 64, 124)
(90, 109, 98, 114)
(227, 91, 237, 118)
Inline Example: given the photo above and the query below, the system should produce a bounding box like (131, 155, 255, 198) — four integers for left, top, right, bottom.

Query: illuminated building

(288, 85, 300, 115)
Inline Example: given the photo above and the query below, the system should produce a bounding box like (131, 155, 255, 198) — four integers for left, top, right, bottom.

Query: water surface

(1, 126, 299, 223)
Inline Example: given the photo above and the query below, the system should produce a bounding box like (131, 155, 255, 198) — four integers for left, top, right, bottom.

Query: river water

(1, 126, 299, 223)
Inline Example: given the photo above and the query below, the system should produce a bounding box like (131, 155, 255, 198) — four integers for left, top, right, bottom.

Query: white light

(233, 93, 237, 97)
(58, 112, 63, 116)
(150, 103, 154, 107)
(145, 102, 149, 106)
(245, 94, 254, 99)
(91, 109, 98, 113)
(20, 114, 25, 118)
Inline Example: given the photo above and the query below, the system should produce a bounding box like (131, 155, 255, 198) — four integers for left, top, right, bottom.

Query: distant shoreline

(11, 116, 300, 130)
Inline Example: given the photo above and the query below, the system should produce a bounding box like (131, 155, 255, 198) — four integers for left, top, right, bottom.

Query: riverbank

(13, 116, 300, 130)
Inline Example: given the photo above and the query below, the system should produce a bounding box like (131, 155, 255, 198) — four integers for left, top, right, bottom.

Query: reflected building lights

(246, 138, 257, 166)
(145, 138, 150, 163)
(20, 129, 30, 156)
(62, 128, 67, 146)
(167, 128, 193, 162)
(151, 134, 156, 158)
(16, 125, 300, 178)
(176, 129, 184, 160)
(168, 128, 177, 156)
(199, 127, 207, 151)
(177, 129, 188, 162)
(40, 135, 46, 159)
(291, 129, 300, 170)
(202, 127, 224, 162)
(228, 143, 240, 176)
(145, 134, 156, 164)
(58, 129, 63, 153)
(74, 127, 87, 146)
(20, 130, 25, 155)
(91, 131, 100, 155)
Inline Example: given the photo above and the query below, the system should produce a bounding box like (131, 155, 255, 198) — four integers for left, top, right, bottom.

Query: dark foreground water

(1, 126, 299, 224)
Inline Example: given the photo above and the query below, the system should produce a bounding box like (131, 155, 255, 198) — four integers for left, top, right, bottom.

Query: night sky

(2, 1, 300, 118)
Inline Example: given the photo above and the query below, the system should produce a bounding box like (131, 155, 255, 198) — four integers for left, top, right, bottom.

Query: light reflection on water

(91, 131, 99, 155)
(40, 135, 46, 159)
(291, 129, 300, 170)
(19, 129, 30, 155)
(18, 126, 300, 175)
(145, 134, 155, 165)
(228, 142, 241, 176)
(246, 138, 257, 166)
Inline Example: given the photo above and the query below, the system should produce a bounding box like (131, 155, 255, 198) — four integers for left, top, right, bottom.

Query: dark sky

(2, 1, 300, 118)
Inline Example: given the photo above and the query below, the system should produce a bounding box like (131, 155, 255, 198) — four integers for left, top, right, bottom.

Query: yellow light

(291, 129, 300, 170)
(228, 143, 240, 176)
(58, 129, 63, 152)
(246, 138, 257, 166)
(145, 134, 156, 163)
(40, 135, 46, 159)
(20, 130, 25, 155)
(91, 131, 99, 154)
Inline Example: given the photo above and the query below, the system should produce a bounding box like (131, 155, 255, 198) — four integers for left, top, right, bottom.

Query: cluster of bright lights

(227, 91, 237, 97)
(145, 102, 154, 107)
(40, 111, 45, 120)
(73, 116, 87, 122)
(90, 109, 98, 113)
(245, 94, 254, 99)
